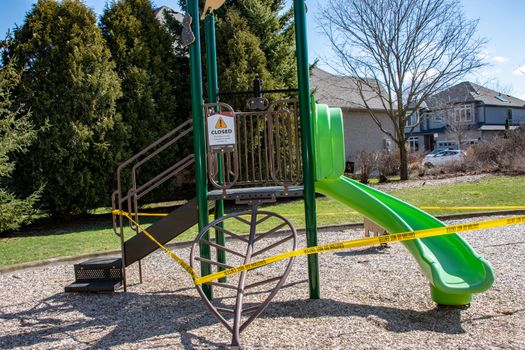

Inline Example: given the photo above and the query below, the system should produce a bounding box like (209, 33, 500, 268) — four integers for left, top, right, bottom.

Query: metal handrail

(112, 119, 194, 238)
(111, 119, 194, 291)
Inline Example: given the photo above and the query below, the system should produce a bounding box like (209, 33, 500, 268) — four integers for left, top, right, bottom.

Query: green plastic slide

(312, 101, 494, 305)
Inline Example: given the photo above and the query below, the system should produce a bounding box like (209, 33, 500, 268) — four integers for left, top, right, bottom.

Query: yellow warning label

(215, 117, 227, 129)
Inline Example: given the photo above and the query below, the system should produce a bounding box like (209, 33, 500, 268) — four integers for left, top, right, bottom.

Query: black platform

(64, 257, 123, 293)
(208, 185, 304, 200)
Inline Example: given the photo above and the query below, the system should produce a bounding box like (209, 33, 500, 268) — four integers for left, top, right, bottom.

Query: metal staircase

(65, 120, 197, 292)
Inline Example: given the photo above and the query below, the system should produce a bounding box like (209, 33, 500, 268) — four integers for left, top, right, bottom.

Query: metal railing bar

(244, 276, 282, 290)
(212, 225, 250, 243)
(243, 118, 249, 181)
(120, 156, 194, 202)
(257, 116, 262, 181)
(194, 256, 233, 269)
(204, 281, 240, 291)
(135, 154, 195, 195)
(232, 215, 251, 226)
(287, 111, 294, 181)
(111, 191, 121, 237)
(255, 214, 272, 225)
(241, 306, 260, 314)
(216, 307, 235, 314)
(294, 104, 301, 181)
(252, 235, 294, 257)
(131, 127, 193, 176)
(253, 222, 289, 242)
(201, 240, 246, 258)
(116, 119, 192, 177)
(251, 115, 256, 182)
(135, 158, 194, 201)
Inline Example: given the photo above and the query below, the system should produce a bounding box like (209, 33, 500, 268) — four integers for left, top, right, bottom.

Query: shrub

(356, 150, 374, 183)
(469, 128, 525, 174)
(375, 149, 400, 181)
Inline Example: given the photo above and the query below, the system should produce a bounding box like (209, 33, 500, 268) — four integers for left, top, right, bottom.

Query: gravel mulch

(0, 214, 524, 349)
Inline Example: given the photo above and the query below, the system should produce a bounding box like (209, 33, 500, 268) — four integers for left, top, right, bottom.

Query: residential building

(310, 67, 394, 170)
(154, 6, 184, 51)
(154, 6, 183, 25)
(406, 82, 525, 152)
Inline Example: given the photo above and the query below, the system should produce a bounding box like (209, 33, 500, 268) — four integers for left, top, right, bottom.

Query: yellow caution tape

(119, 212, 170, 217)
(112, 209, 525, 286)
(418, 206, 525, 211)
(193, 215, 525, 285)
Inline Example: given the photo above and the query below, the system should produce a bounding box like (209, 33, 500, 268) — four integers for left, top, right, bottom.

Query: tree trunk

(398, 142, 409, 180)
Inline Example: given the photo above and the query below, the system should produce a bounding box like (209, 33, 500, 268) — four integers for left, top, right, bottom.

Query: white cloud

(519, 92, 525, 101)
(477, 66, 501, 78)
(513, 65, 525, 76)
(492, 56, 510, 63)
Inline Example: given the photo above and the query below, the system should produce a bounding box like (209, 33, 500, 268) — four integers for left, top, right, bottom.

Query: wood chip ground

(1, 212, 524, 349)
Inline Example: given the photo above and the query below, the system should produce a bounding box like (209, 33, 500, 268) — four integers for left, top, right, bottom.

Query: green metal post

(293, 0, 320, 299)
(204, 14, 227, 280)
(188, 0, 212, 300)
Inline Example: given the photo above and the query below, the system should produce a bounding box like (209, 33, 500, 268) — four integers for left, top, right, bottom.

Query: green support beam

(204, 14, 227, 280)
(293, 0, 320, 299)
(188, 0, 212, 300)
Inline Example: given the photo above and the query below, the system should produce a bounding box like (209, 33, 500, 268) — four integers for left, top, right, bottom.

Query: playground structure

(65, 1, 495, 348)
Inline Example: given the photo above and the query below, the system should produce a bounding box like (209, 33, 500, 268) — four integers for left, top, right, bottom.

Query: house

(154, 6, 185, 51)
(154, 6, 184, 25)
(310, 67, 394, 170)
(406, 82, 525, 152)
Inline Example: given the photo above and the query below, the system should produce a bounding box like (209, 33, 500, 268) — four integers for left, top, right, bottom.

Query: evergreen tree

(0, 59, 42, 232)
(101, 0, 190, 155)
(5, 0, 124, 215)
(216, 1, 296, 101)
(179, 0, 296, 105)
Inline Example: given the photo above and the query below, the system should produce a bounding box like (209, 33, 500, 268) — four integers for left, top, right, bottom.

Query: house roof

(427, 81, 525, 109)
(310, 67, 386, 110)
(154, 6, 184, 25)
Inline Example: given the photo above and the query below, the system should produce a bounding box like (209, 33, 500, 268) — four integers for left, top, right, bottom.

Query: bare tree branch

(318, 0, 487, 179)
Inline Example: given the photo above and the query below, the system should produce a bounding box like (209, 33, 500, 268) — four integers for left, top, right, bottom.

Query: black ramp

(124, 198, 199, 266)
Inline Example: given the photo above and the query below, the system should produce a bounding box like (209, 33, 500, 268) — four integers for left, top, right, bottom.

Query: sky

(1, 0, 524, 99)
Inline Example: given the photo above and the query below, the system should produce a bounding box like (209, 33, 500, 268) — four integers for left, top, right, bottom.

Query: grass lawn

(1, 175, 524, 267)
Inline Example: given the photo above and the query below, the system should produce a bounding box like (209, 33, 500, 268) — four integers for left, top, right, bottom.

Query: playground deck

(1, 215, 523, 349)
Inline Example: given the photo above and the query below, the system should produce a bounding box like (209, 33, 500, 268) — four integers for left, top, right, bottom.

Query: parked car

(428, 147, 450, 155)
(422, 149, 465, 167)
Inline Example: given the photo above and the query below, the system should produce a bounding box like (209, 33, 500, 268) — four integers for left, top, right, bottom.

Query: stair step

(76, 257, 122, 269)
(64, 279, 122, 293)
(65, 257, 123, 293)
(73, 257, 122, 281)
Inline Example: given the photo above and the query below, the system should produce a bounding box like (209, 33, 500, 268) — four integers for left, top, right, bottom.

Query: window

(437, 141, 458, 149)
(432, 111, 445, 122)
(450, 104, 473, 123)
(407, 112, 419, 127)
(408, 136, 419, 152)
(495, 95, 509, 103)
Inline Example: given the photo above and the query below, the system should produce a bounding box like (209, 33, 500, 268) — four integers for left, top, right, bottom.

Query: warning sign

(215, 117, 227, 129)
(207, 113, 236, 149)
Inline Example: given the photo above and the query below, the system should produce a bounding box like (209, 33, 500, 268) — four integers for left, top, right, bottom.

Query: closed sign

(207, 114, 236, 148)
